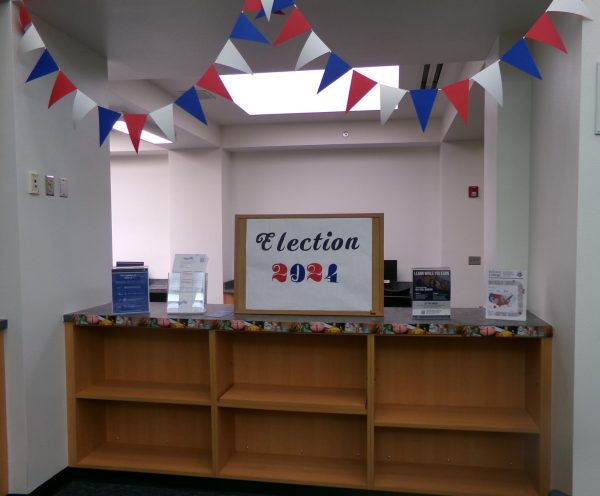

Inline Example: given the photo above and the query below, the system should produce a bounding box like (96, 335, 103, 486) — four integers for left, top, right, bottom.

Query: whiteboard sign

(235, 214, 384, 316)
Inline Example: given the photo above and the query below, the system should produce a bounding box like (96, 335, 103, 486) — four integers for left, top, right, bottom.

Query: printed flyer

(412, 268, 451, 317)
(485, 269, 527, 321)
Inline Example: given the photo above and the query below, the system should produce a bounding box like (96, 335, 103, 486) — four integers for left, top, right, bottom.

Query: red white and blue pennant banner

(16, 0, 592, 151)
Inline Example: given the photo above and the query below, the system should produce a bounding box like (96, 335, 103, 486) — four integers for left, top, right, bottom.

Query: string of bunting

(16, 0, 592, 152)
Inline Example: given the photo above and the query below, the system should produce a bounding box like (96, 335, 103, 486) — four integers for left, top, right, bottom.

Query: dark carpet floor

(53, 481, 265, 496)
(30, 469, 567, 496)
(37, 471, 410, 496)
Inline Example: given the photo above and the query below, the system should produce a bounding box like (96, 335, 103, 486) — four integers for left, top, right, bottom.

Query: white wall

(115, 144, 484, 307)
(572, 4, 600, 494)
(221, 151, 234, 282)
(440, 142, 485, 307)
(110, 149, 228, 303)
(111, 153, 171, 278)
(483, 34, 533, 273)
(169, 149, 226, 304)
(0, 6, 113, 492)
(227, 147, 443, 282)
(529, 14, 582, 493)
(0, 2, 27, 490)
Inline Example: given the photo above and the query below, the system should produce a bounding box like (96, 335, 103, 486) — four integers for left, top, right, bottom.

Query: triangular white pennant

(72, 90, 97, 127)
(471, 61, 503, 107)
(216, 40, 253, 74)
(19, 25, 45, 53)
(379, 85, 408, 126)
(547, 0, 593, 19)
(149, 104, 176, 143)
(261, 0, 275, 21)
(295, 31, 331, 70)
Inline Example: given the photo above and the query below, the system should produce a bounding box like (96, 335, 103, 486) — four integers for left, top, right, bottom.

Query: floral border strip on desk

(71, 314, 552, 338)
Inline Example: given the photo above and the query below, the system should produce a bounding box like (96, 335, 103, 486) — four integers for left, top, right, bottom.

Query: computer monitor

(384, 260, 397, 283)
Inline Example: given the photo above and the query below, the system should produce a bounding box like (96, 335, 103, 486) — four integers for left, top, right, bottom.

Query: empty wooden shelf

(375, 462, 538, 496)
(375, 404, 539, 433)
(219, 383, 366, 414)
(71, 399, 212, 476)
(65, 306, 551, 495)
(76, 381, 211, 405)
(217, 409, 367, 488)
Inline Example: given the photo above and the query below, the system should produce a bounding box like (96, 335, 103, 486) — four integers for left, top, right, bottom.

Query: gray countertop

(64, 303, 550, 328)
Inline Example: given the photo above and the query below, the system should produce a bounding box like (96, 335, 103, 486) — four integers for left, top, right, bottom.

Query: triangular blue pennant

(98, 107, 121, 146)
(500, 38, 542, 80)
(230, 13, 269, 44)
(255, 0, 294, 18)
(26, 50, 59, 82)
(274, 0, 294, 10)
(175, 87, 207, 125)
(318, 53, 352, 93)
(410, 89, 439, 132)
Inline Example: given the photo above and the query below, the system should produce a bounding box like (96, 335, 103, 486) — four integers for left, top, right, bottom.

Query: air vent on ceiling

(177, 89, 217, 100)
(420, 63, 443, 89)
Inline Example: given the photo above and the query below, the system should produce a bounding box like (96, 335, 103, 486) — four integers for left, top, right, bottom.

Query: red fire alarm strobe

(469, 186, 479, 198)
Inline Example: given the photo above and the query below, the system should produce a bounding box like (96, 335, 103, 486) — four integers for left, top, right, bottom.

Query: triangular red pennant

(19, 2, 31, 31)
(442, 79, 470, 124)
(243, 0, 262, 12)
(124, 114, 148, 154)
(48, 72, 77, 108)
(196, 65, 232, 101)
(525, 13, 567, 53)
(346, 71, 377, 112)
(273, 8, 311, 46)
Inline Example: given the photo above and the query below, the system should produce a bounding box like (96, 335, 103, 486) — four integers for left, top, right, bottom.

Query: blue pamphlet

(112, 267, 150, 314)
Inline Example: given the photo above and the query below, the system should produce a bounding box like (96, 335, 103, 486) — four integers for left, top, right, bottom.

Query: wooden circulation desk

(64, 305, 552, 496)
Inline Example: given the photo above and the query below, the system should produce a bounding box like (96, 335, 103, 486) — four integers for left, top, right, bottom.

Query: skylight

(221, 66, 399, 115)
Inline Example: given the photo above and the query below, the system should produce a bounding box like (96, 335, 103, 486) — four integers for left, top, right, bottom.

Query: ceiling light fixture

(112, 121, 173, 145)
(221, 66, 399, 116)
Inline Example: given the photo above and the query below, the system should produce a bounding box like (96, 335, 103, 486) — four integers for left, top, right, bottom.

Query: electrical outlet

(27, 171, 40, 195)
(45, 175, 55, 196)
(59, 178, 68, 198)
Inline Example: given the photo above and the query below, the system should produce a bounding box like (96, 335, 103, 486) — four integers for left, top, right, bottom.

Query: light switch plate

(596, 63, 600, 135)
(59, 178, 68, 198)
(27, 171, 40, 195)
(45, 175, 55, 196)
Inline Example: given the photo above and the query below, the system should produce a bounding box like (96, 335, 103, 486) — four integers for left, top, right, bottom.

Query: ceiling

(24, 0, 552, 146)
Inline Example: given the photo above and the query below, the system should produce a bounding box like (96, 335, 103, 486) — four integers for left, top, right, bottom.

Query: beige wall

(111, 153, 171, 279)
(440, 142, 485, 307)
(227, 147, 443, 283)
